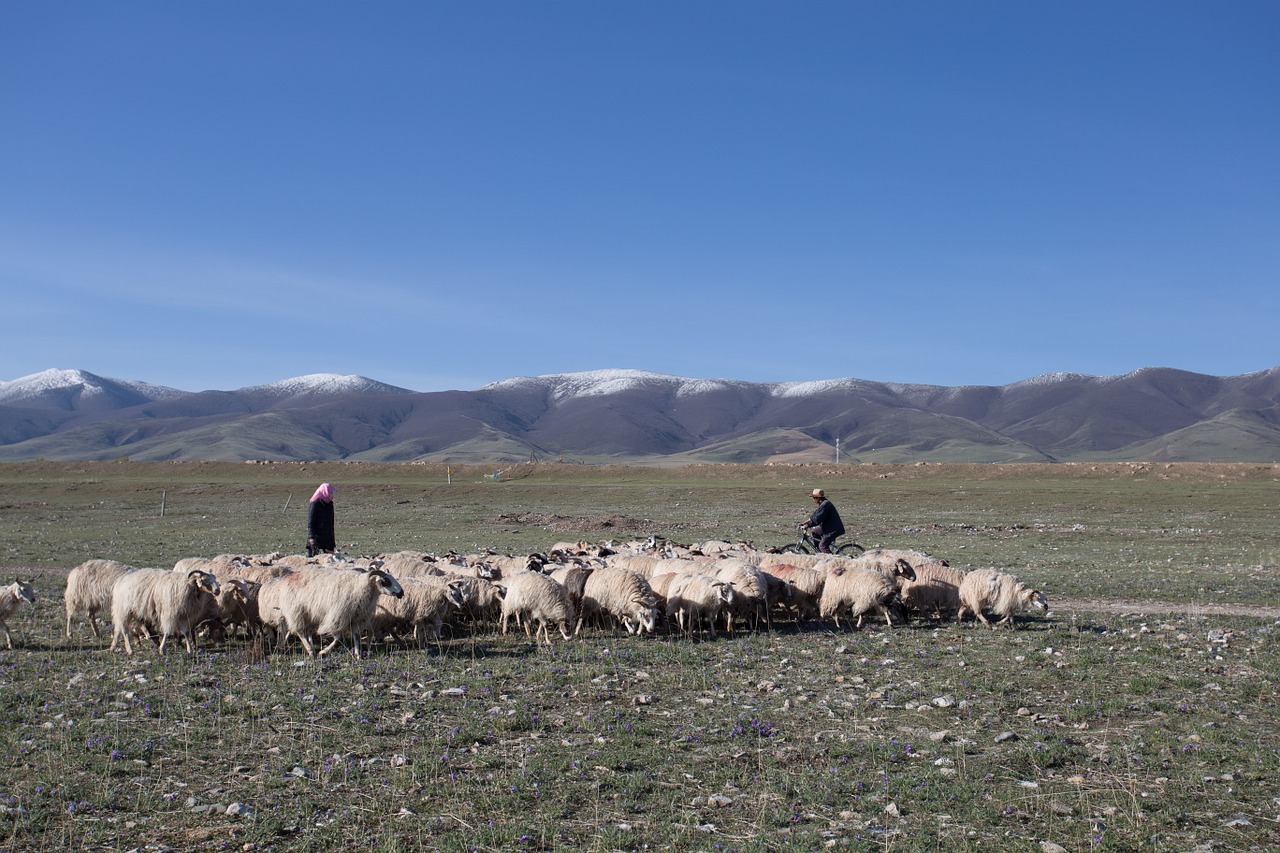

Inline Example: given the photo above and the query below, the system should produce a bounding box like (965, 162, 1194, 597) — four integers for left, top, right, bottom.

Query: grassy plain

(0, 460, 1277, 851)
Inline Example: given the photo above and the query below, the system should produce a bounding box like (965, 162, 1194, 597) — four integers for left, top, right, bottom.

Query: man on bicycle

(800, 488, 845, 553)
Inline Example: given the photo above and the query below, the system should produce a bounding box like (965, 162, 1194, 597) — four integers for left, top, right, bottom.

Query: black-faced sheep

(499, 571, 575, 645)
(109, 569, 221, 655)
(65, 559, 137, 639)
(0, 578, 36, 648)
(957, 570, 1048, 629)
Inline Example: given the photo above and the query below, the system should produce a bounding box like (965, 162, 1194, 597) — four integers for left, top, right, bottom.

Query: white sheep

(545, 565, 594, 623)
(712, 558, 770, 632)
(0, 578, 36, 649)
(373, 575, 466, 646)
(760, 563, 825, 621)
(193, 578, 262, 640)
(897, 562, 968, 620)
(664, 573, 735, 637)
(446, 576, 507, 628)
(579, 567, 658, 635)
(818, 565, 901, 630)
(268, 568, 405, 658)
(109, 569, 221, 655)
(957, 570, 1048, 629)
(499, 571, 575, 645)
(65, 559, 137, 639)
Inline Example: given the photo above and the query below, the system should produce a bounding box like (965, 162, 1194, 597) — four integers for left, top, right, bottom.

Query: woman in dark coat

(307, 482, 336, 555)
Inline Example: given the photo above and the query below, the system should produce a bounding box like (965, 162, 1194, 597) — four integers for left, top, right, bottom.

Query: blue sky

(2, 2, 1276, 393)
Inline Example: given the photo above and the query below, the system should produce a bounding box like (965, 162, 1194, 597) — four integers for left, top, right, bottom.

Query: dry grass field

(0, 460, 1277, 851)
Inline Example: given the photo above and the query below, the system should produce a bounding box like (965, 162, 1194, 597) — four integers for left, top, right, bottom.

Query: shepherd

(307, 482, 336, 556)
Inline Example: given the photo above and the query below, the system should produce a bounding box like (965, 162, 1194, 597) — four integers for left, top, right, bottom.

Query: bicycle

(775, 525, 865, 556)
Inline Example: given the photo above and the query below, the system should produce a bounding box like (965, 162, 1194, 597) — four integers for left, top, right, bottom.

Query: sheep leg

(1, 621, 11, 649)
(317, 635, 342, 657)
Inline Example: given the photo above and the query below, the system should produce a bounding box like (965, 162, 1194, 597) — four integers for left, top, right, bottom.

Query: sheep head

(893, 559, 917, 581)
(10, 579, 35, 604)
(444, 580, 467, 610)
(1021, 585, 1048, 611)
(369, 569, 404, 599)
(187, 570, 220, 597)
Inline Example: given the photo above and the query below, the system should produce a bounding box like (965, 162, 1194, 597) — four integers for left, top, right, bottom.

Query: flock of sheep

(39, 537, 1051, 658)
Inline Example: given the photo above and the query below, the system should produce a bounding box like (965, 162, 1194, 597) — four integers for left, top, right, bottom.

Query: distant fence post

(160, 490, 167, 518)
(283, 493, 292, 513)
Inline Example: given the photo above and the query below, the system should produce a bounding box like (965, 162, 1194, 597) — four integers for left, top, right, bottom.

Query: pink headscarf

(310, 483, 334, 503)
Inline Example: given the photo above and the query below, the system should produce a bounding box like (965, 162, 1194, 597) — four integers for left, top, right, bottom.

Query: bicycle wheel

(779, 543, 810, 555)
(835, 541, 865, 556)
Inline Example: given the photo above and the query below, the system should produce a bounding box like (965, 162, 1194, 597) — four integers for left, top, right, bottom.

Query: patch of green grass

(0, 461, 1278, 850)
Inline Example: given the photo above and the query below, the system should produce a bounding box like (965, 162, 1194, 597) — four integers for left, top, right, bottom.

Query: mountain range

(1, 366, 1278, 464)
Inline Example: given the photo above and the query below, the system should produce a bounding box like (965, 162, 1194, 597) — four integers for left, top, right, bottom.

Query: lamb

(65, 559, 137, 638)
(499, 571, 575, 645)
(268, 568, 405, 658)
(109, 569, 221, 655)
(0, 579, 36, 649)
(664, 573, 735, 637)
(579, 567, 658, 635)
(957, 570, 1048, 629)
(817, 565, 901, 630)
(374, 576, 466, 646)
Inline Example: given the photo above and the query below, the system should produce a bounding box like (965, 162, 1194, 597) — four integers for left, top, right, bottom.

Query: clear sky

(2, 2, 1276, 393)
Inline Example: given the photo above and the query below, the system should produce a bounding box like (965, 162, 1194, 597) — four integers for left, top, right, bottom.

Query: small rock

(633, 694, 655, 706)
(391, 754, 410, 767)
(994, 731, 1018, 743)
(932, 696, 955, 708)
(709, 794, 734, 807)
(884, 802, 901, 817)
(1040, 842, 1070, 853)
(289, 766, 308, 778)
(929, 730, 950, 743)
(226, 803, 255, 817)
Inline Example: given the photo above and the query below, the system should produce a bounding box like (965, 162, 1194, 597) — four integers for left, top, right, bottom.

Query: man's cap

(810, 488, 825, 499)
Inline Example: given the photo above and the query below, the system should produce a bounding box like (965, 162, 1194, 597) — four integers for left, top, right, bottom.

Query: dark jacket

(308, 499, 336, 552)
(807, 499, 845, 538)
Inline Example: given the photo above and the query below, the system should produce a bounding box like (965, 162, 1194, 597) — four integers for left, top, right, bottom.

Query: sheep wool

(0, 578, 36, 649)
(500, 571, 575, 645)
(580, 566, 659, 635)
(957, 569, 1048, 629)
(65, 559, 137, 639)
(110, 569, 221, 655)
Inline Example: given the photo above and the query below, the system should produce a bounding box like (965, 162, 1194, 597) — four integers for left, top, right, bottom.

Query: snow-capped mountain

(0, 366, 1277, 463)
(0, 369, 186, 411)
(237, 373, 413, 400)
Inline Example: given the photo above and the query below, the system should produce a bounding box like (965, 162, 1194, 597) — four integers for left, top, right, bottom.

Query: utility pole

(835, 437, 840, 464)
